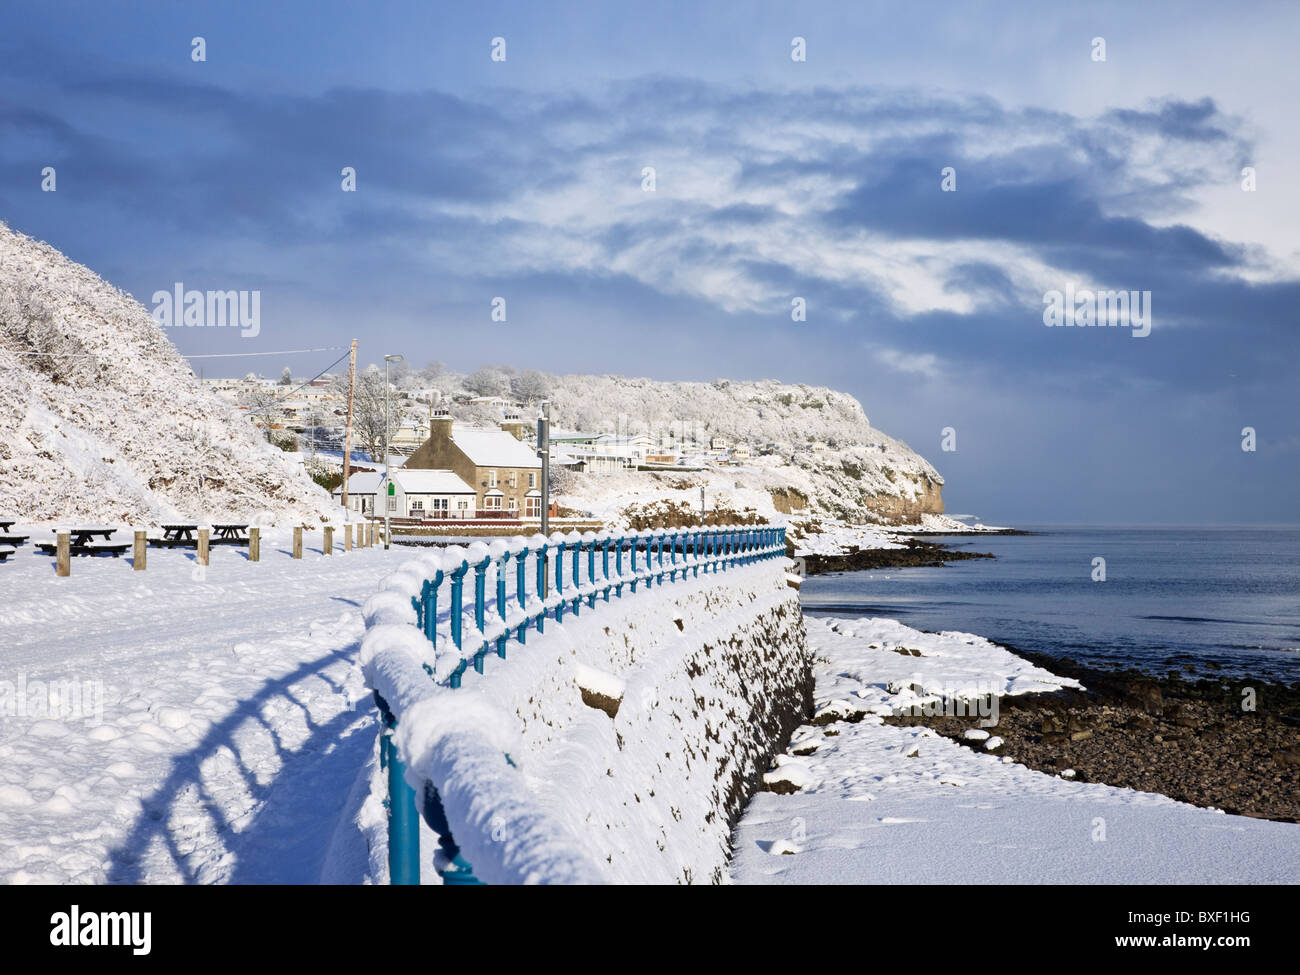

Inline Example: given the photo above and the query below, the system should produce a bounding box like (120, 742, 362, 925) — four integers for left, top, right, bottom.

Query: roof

(450, 425, 541, 468)
(393, 470, 476, 494)
(337, 472, 384, 495)
(335, 469, 475, 495)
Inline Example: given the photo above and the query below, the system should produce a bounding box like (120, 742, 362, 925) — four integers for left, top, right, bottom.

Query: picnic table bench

(0, 518, 27, 546)
(150, 524, 200, 547)
(0, 546, 14, 563)
(210, 523, 250, 545)
(35, 527, 131, 558)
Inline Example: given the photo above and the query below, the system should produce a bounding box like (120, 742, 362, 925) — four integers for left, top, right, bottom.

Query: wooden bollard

(134, 530, 147, 571)
(56, 531, 70, 577)
(198, 528, 209, 566)
(323, 526, 333, 555)
(249, 527, 260, 562)
(345, 524, 353, 551)
(292, 526, 303, 559)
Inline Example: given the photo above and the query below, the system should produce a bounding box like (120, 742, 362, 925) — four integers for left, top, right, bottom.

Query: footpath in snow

(0, 533, 411, 884)
(732, 616, 1300, 885)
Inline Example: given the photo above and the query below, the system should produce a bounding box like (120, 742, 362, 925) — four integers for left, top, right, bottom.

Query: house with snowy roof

(332, 468, 477, 520)
(405, 410, 544, 517)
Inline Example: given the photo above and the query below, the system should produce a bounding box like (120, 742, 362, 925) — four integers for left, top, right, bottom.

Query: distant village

(202, 372, 833, 525)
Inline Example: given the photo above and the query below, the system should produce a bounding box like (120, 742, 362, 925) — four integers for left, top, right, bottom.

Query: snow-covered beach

(731, 615, 1300, 884)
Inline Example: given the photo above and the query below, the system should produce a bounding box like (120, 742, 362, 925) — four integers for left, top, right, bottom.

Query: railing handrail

(362, 523, 788, 884)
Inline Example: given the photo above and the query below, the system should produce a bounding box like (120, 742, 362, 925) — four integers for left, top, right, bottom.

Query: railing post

(668, 530, 679, 581)
(424, 570, 441, 644)
(615, 535, 625, 597)
(516, 547, 528, 643)
(601, 536, 611, 601)
(570, 537, 582, 615)
(473, 556, 490, 673)
(535, 542, 548, 633)
(586, 534, 598, 607)
(377, 694, 419, 885)
(554, 540, 566, 622)
(449, 559, 468, 688)
(495, 554, 508, 658)
(629, 534, 639, 592)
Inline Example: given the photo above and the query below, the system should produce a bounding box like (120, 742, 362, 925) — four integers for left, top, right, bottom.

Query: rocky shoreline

(887, 650, 1300, 823)
(797, 538, 995, 575)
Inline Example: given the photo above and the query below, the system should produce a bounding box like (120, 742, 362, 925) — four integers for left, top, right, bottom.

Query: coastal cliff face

(867, 474, 944, 523)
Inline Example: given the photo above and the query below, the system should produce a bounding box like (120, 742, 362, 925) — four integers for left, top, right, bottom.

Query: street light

(384, 353, 404, 549)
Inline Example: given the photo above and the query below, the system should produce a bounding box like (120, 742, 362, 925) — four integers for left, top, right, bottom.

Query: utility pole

(341, 339, 357, 515)
(384, 353, 404, 549)
(537, 400, 550, 596)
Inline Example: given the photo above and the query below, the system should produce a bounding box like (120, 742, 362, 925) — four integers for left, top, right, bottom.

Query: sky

(2, 0, 1297, 525)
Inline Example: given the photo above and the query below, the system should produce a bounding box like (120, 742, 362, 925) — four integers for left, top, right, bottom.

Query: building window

(410, 499, 424, 513)
(508, 497, 518, 510)
(432, 498, 448, 515)
(488, 470, 498, 488)
(509, 472, 517, 488)
(525, 496, 541, 518)
(528, 472, 536, 489)
(386, 495, 397, 513)
(484, 495, 502, 510)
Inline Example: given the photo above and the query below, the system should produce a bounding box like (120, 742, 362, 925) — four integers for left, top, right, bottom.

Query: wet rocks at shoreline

(796, 538, 995, 575)
(887, 652, 1300, 823)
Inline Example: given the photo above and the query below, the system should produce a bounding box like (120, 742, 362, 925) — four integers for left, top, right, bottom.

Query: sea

(800, 526, 1300, 683)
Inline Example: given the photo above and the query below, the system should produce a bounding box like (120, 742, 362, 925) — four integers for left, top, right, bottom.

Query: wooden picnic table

(0, 519, 15, 532)
(210, 523, 250, 544)
(66, 527, 117, 547)
(36, 527, 129, 557)
(150, 524, 201, 547)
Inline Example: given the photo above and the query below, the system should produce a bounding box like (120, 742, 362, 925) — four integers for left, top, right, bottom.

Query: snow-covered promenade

(0, 536, 403, 883)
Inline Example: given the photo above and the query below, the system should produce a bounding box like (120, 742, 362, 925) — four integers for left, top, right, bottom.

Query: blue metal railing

(368, 524, 788, 884)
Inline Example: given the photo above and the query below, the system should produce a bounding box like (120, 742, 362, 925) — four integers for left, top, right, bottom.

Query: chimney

(500, 411, 525, 441)
(431, 408, 454, 441)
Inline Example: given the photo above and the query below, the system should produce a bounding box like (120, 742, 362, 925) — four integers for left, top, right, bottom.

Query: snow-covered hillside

(408, 367, 945, 525)
(0, 223, 335, 525)
(545, 376, 944, 524)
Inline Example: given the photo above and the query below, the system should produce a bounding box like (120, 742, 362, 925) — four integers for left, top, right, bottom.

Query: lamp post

(383, 353, 404, 549)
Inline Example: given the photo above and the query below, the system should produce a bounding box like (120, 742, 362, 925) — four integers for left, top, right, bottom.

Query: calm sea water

(800, 527, 1300, 682)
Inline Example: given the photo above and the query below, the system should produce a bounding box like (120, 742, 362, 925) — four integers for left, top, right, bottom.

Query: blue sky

(3, 1, 1297, 524)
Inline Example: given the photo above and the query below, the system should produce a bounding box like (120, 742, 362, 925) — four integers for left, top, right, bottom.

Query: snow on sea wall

(362, 557, 810, 884)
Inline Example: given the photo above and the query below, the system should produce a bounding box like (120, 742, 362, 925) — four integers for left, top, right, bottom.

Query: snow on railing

(360, 524, 788, 884)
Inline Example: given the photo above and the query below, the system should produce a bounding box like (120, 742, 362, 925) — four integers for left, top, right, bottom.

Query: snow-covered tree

(465, 366, 511, 398)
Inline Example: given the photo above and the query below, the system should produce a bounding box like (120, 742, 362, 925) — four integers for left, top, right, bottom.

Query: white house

(332, 469, 477, 520)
